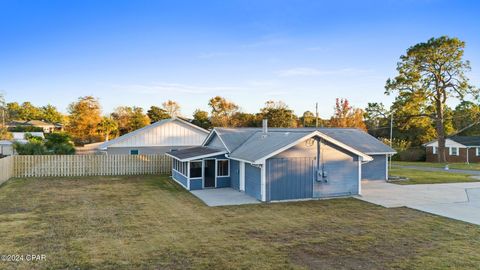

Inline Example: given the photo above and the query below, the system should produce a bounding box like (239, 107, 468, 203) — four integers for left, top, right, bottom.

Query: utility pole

(315, 102, 319, 128)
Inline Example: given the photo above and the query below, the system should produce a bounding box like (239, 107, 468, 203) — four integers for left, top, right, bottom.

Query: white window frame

(432, 146, 437, 154)
(476, 147, 480, 157)
(216, 159, 230, 177)
(449, 147, 459, 156)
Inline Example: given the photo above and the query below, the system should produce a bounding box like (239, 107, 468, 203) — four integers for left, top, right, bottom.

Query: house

(12, 132, 45, 143)
(166, 120, 395, 202)
(0, 140, 13, 156)
(424, 136, 480, 163)
(8, 120, 60, 133)
(98, 118, 209, 155)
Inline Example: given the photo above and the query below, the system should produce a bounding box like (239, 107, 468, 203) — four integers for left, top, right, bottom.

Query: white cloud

(276, 67, 373, 77)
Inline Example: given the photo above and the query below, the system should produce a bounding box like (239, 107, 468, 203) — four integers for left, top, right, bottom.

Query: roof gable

(99, 118, 208, 149)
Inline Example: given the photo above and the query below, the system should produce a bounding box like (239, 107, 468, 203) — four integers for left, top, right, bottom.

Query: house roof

(448, 136, 480, 146)
(225, 129, 377, 163)
(208, 127, 395, 161)
(98, 118, 209, 150)
(166, 146, 227, 161)
(7, 120, 55, 127)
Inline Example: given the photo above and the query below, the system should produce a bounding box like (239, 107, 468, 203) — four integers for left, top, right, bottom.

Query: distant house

(7, 120, 61, 133)
(12, 132, 45, 143)
(0, 140, 13, 156)
(98, 118, 209, 155)
(424, 136, 480, 163)
(166, 120, 395, 202)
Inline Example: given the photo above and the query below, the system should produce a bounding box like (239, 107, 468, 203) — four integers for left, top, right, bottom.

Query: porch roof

(166, 146, 227, 162)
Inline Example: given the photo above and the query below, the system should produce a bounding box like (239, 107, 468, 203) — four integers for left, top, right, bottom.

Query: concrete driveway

(358, 181, 480, 225)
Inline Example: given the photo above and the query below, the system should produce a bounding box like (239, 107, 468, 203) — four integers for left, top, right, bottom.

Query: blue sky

(1, 0, 479, 118)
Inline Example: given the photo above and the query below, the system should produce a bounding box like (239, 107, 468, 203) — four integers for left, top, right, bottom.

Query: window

(190, 161, 202, 178)
(130, 149, 139, 155)
(476, 147, 480, 157)
(173, 159, 188, 176)
(432, 146, 437, 154)
(217, 160, 229, 177)
(449, 147, 459, 156)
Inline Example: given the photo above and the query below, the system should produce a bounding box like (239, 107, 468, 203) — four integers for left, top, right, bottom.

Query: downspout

(467, 147, 470, 164)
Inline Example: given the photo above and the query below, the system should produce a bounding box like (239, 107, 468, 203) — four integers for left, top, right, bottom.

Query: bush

(14, 132, 76, 155)
(392, 147, 426, 161)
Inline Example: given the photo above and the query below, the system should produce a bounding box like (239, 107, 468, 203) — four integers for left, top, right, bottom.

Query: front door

(204, 159, 216, 188)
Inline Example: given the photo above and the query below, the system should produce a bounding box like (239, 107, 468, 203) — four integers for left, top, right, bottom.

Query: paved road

(393, 165, 480, 175)
(358, 181, 480, 225)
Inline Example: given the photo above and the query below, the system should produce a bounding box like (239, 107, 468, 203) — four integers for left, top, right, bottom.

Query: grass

(0, 175, 480, 269)
(389, 167, 480, 185)
(394, 161, 480, 171)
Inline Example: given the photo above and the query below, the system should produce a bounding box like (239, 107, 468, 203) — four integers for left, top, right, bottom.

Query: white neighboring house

(0, 140, 13, 156)
(97, 118, 209, 155)
(1, 132, 45, 156)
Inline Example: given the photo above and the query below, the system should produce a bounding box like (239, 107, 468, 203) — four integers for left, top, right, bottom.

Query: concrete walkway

(358, 181, 480, 225)
(191, 188, 260, 207)
(394, 165, 480, 175)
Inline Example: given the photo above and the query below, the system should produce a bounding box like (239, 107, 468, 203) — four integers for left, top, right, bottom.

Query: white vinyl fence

(0, 156, 14, 185)
(10, 154, 172, 178)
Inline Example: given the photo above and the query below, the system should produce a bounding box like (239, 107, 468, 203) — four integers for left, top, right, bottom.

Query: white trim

(216, 159, 230, 177)
(165, 151, 227, 162)
(358, 158, 362, 195)
(476, 147, 480, 157)
(261, 163, 266, 202)
(449, 147, 459, 156)
(203, 158, 217, 188)
(365, 152, 397, 155)
(239, 161, 245, 191)
(385, 154, 388, 181)
(201, 129, 231, 152)
(432, 146, 437, 154)
(172, 168, 187, 178)
(170, 175, 189, 190)
(227, 155, 253, 164)
(187, 162, 191, 190)
(255, 131, 373, 164)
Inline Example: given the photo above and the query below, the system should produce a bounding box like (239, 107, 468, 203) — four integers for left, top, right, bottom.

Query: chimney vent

(262, 119, 268, 134)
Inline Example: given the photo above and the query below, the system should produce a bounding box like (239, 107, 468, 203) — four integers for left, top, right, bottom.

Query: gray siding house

(98, 118, 209, 155)
(166, 121, 395, 202)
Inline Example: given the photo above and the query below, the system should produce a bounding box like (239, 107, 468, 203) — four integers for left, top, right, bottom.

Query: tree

(6, 102, 22, 120)
(130, 107, 150, 131)
(231, 112, 259, 127)
(258, 100, 297, 128)
(66, 96, 103, 145)
(111, 106, 150, 135)
(329, 98, 367, 130)
(162, 100, 181, 117)
(452, 101, 480, 136)
(19, 102, 43, 120)
(44, 132, 76, 154)
(192, 109, 212, 129)
(0, 94, 9, 140)
(41, 104, 64, 123)
(385, 36, 478, 162)
(147, 106, 170, 123)
(97, 116, 118, 141)
(208, 96, 239, 127)
(364, 103, 390, 138)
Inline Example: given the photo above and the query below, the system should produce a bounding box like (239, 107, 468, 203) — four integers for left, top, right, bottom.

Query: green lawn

(389, 167, 480, 185)
(1, 176, 480, 269)
(394, 161, 480, 171)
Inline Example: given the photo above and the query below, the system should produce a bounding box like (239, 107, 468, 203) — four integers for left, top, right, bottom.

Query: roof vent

(262, 119, 268, 134)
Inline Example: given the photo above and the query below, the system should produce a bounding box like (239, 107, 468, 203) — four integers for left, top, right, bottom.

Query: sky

(1, 0, 479, 118)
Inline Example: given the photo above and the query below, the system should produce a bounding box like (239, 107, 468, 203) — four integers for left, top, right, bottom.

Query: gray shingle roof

(166, 146, 226, 161)
(211, 127, 395, 163)
(449, 136, 480, 146)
